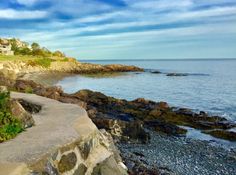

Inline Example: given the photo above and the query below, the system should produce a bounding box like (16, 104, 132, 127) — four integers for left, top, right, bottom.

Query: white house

(0, 39, 14, 56)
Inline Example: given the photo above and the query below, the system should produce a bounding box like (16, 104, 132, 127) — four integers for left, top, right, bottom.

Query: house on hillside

(0, 39, 14, 55)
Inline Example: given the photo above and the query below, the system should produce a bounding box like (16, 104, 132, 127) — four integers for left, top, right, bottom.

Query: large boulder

(92, 117, 150, 144)
(10, 99, 35, 128)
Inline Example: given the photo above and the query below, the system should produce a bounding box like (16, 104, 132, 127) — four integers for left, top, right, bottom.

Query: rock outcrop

(72, 90, 236, 141)
(0, 59, 143, 79)
(166, 73, 189, 76)
(0, 92, 127, 175)
(10, 99, 35, 129)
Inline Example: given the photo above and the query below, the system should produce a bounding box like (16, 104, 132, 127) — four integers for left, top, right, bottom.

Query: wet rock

(203, 130, 236, 141)
(145, 120, 187, 136)
(129, 165, 161, 175)
(72, 89, 235, 141)
(151, 70, 161, 74)
(157, 102, 169, 110)
(166, 73, 188, 76)
(119, 148, 174, 175)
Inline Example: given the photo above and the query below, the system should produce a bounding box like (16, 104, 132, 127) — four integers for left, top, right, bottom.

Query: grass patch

(27, 58, 54, 68)
(60, 57, 69, 62)
(0, 91, 23, 142)
(0, 54, 33, 61)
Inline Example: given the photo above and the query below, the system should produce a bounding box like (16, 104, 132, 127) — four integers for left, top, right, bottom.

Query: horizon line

(78, 58, 236, 61)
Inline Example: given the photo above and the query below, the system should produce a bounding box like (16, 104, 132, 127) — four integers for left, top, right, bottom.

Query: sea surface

(56, 59, 236, 122)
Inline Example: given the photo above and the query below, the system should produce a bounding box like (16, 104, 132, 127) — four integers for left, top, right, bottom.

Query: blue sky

(0, 0, 236, 60)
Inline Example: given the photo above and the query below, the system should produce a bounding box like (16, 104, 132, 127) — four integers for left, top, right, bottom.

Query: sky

(0, 0, 236, 60)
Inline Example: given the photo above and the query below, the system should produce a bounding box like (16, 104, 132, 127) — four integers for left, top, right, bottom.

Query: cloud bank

(0, 0, 236, 59)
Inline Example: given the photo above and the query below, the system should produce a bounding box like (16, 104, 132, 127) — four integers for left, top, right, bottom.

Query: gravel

(118, 131, 236, 175)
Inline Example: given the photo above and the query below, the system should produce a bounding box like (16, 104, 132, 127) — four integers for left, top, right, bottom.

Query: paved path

(0, 92, 97, 174)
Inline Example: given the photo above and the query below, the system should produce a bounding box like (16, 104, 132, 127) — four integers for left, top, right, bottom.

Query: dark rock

(166, 73, 188, 76)
(133, 151, 145, 157)
(15, 79, 40, 91)
(78, 140, 92, 160)
(17, 99, 41, 114)
(120, 151, 171, 175)
(129, 165, 161, 175)
(92, 117, 150, 144)
(74, 164, 87, 175)
(58, 152, 77, 173)
(151, 70, 161, 74)
(203, 130, 236, 141)
(72, 89, 235, 141)
(44, 161, 59, 175)
(145, 120, 187, 136)
(157, 102, 169, 110)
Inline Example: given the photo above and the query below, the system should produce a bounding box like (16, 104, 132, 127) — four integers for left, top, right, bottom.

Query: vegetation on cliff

(0, 91, 23, 142)
(0, 38, 72, 70)
(9, 38, 65, 58)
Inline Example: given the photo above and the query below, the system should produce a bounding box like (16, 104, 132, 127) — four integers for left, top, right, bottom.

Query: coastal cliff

(0, 59, 143, 79)
(0, 38, 142, 79)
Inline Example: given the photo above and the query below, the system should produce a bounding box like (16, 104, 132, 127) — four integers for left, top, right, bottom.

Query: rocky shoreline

(0, 59, 143, 79)
(118, 130, 236, 175)
(1, 71, 236, 174)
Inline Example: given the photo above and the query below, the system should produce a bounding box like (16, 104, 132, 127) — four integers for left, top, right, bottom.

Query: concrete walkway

(0, 92, 97, 174)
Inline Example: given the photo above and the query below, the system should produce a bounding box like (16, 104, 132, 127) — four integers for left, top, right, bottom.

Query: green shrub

(14, 47, 31, 55)
(53, 50, 65, 57)
(0, 92, 23, 142)
(35, 58, 53, 68)
(60, 58, 69, 62)
(0, 91, 10, 111)
(24, 87, 33, 94)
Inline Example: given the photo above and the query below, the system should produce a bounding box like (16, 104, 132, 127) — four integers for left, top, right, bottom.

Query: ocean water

(56, 59, 236, 121)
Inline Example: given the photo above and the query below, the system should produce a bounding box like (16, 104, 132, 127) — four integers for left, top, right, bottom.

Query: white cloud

(2, 0, 236, 59)
(130, 0, 193, 11)
(23, 5, 236, 40)
(0, 9, 48, 19)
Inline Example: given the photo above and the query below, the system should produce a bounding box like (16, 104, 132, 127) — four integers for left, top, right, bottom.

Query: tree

(18, 47, 31, 55)
(31, 49, 45, 56)
(31, 42, 40, 50)
(53, 50, 65, 57)
(9, 38, 18, 52)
